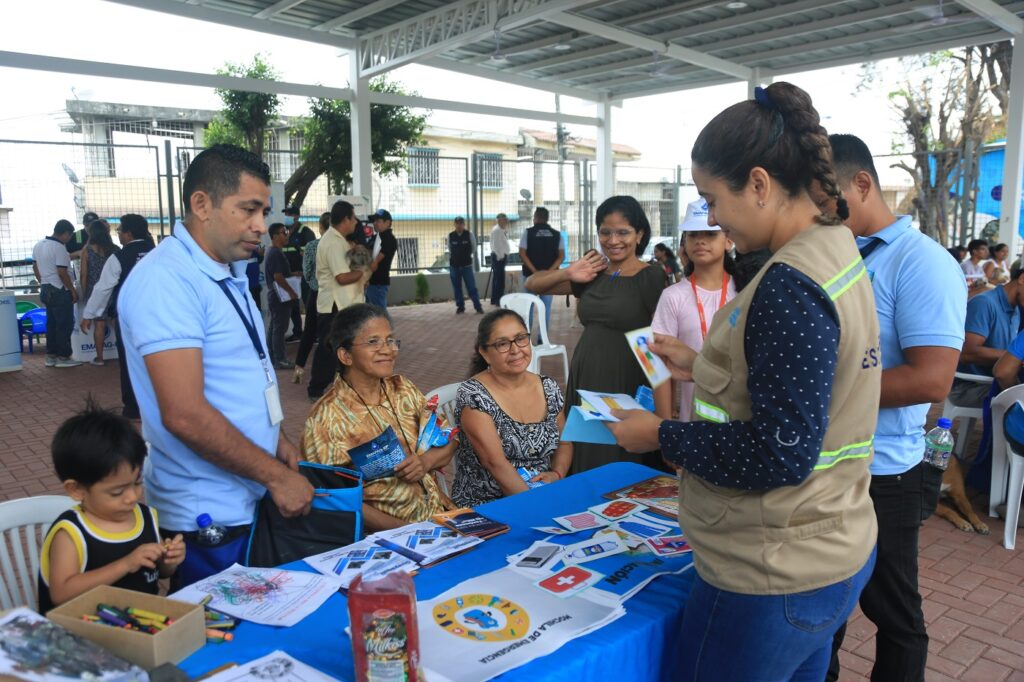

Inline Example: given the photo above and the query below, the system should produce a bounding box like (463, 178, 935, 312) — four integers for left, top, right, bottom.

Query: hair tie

(835, 197, 850, 221)
(753, 86, 778, 111)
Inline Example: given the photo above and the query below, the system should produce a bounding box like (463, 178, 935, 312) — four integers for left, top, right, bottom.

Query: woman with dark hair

(652, 242, 683, 283)
(526, 195, 666, 473)
(607, 82, 880, 680)
(961, 238, 990, 293)
(302, 304, 455, 531)
(79, 219, 120, 366)
(451, 310, 572, 507)
(984, 242, 1011, 285)
(651, 200, 736, 420)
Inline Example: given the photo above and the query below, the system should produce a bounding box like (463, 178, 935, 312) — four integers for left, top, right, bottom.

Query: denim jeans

(677, 546, 876, 682)
(40, 284, 73, 358)
(450, 265, 482, 311)
(538, 294, 552, 333)
(268, 298, 296, 364)
(365, 284, 390, 318)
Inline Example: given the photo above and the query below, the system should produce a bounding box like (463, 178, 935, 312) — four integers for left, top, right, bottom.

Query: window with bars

(289, 129, 304, 154)
(408, 147, 439, 186)
(475, 152, 503, 189)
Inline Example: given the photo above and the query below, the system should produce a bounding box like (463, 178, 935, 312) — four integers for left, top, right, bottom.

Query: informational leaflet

(418, 567, 624, 682)
(170, 564, 340, 627)
(303, 539, 418, 589)
(576, 390, 647, 422)
(200, 650, 340, 682)
(370, 522, 483, 566)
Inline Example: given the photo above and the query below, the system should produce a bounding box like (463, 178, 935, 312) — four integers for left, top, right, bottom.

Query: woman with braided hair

(607, 82, 880, 680)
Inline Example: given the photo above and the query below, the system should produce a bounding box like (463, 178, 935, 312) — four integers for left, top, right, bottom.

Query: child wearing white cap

(651, 198, 736, 420)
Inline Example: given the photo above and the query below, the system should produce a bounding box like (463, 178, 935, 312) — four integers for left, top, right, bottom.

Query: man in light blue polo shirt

(119, 144, 313, 587)
(826, 135, 966, 682)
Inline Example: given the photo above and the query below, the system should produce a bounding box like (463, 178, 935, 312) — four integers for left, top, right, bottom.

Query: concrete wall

(385, 270, 498, 305)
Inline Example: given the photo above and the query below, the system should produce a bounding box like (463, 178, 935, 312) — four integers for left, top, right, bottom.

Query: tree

(206, 55, 281, 161)
(885, 46, 1003, 244)
(285, 78, 427, 207)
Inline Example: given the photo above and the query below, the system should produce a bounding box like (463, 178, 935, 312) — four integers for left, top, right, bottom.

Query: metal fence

(1, 137, 1004, 293)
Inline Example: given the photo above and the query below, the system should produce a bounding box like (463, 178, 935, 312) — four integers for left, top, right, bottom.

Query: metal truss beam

(102, 0, 355, 49)
(548, 11, 750, 79)
(357, 0, 592, 79)
(955, 0, 1024, 35)
(420, 55, 602, 101)
(253, 0, 309, 20)
(314, 0, 407, 33)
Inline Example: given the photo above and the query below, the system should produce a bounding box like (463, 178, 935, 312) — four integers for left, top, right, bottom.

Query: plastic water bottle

(195, 513, 226, 546)
(923, 418, 954, 471)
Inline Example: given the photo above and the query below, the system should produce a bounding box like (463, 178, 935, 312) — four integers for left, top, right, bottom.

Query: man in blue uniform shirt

(119, 145, 313, 587)
(826, 135, 966, 682)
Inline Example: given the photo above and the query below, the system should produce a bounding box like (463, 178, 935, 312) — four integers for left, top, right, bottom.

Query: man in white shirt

(489, 213, 511, 306)
(32, 220, 80, 367)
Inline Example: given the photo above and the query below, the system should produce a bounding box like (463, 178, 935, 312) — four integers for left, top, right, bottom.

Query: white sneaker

(55, 358, 83, 368)
(90, 358, 105, 366)
(45, 356, 57, 367)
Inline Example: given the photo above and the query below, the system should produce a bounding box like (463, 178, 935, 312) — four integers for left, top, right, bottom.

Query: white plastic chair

(425, 382, 462, 498)
(0, 495, 76, 610)
(988, 384, 1024, 549)
(941, 371, 994, 458)
(499, 293, 569, 383)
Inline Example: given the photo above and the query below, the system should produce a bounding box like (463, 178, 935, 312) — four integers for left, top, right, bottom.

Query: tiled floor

(2, 299, 1022, 680)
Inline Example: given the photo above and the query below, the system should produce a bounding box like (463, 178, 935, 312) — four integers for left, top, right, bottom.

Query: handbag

(246, 461, 364, 568)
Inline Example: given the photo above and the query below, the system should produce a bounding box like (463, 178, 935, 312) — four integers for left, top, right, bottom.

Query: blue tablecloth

(180, 462, 694, 681)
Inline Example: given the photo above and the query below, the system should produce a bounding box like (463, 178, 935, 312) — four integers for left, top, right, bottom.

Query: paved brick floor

(3, 299, 1023, 680)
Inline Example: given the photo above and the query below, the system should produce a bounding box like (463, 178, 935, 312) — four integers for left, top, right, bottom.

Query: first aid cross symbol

(556, 575, 577, 586)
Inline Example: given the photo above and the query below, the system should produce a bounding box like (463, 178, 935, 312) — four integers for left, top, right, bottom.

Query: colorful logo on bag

(432, 594, 529, 642)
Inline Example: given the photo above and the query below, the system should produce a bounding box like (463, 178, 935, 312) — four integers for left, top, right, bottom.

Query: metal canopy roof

(108, 0, 1024, 101)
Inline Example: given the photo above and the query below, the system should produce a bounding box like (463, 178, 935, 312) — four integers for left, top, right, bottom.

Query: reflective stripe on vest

(814, 438, 873, 470)
(823, 257, 867, 301)
(694, 398, 729, 423)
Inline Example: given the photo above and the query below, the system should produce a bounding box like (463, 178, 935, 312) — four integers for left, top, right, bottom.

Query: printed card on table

(561, 532, 628, 565)
(588, 499, 642, 521)
(645, 534, 692, 556)
(534, 565, 605, 598)
(625, 326, 672, 389)
(552, 511, 611, 533)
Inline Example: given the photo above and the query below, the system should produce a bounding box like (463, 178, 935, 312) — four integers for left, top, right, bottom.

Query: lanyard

(691, 271, 730, 340)
(216, 279, 273, 384)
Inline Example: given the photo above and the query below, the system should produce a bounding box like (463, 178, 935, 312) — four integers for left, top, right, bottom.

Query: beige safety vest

(681, 223, 880, 595)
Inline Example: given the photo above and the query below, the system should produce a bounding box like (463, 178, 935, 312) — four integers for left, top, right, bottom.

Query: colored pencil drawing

(207, 570, 291, 605)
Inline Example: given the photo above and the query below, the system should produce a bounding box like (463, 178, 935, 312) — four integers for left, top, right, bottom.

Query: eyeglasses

(484, 332, 531, 353)
(351, 337, 401, 351)
(598, 228, 636, 239)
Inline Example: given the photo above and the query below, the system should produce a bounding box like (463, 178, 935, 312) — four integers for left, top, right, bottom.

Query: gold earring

(757, 200, 766, 208)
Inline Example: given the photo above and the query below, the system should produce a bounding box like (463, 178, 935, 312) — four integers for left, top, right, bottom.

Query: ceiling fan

(905, 0, 978, 30)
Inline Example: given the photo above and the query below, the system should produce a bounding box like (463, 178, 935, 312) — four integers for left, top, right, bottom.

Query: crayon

(198, 594, 213, 607)
(127, 607, 170, 623)
(205, 628, 234, 641)
(81, 614, 101, 622)
(98, 610, 130, 628)
(205, 620, 236, 630)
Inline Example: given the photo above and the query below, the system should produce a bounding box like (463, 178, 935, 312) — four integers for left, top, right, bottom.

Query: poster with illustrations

(418, 567, 624, 682)
(199, 651, 339, 682)
(170, 564, 340, 627)
(0, 608, 147, 682)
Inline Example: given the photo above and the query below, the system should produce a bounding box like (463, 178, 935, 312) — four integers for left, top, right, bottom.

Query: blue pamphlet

(347, 426, 406, 481)
(561, 385, 655, 446)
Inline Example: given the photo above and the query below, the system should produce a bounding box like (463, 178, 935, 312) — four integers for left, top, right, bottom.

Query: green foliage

(213, 54, 281, 159)
(203, 116, 245, 148)
(414, 273, 430, 304)
(286, 77, 427, 206)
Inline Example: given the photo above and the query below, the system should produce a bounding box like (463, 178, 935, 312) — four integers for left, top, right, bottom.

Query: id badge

(265, 382, 284, 426)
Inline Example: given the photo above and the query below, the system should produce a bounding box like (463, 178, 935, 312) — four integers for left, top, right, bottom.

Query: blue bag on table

(246, 461, 364, 567)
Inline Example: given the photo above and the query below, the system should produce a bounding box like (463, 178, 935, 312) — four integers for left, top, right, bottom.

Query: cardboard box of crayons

(47, 585, 205, 669)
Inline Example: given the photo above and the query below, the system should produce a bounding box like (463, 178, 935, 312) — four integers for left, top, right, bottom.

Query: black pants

(296, 289, 319, 368)
(308, 309, 336, 399)
(490, 257, 506, 305)
(289, 293, 303, 336)
(827, 461, 942, 682)
(113, 316, 139, 419)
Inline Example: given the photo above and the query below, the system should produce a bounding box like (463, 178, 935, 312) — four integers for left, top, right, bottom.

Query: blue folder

(561, 405, 618, 445)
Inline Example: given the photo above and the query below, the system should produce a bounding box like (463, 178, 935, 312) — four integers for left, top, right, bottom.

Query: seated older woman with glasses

(451, 310, 573, 507)
(303, 303, 455, 531)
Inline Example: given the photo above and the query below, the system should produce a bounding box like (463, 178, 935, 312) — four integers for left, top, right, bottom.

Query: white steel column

(349, 57, 373, 204)
(747, 67, 772, 99)
(999, 37, 1024, 258)
(596, 99, 614, 203)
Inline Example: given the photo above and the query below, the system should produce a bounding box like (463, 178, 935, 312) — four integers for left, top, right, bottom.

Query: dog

(934, 455, 990, 534)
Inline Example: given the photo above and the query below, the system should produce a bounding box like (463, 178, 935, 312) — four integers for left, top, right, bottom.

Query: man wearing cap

(448, 217, 483, 314)
(366, 208, 397, 316)
(33, 219, 81, 367)
(66, 211, 98, 260)
(283, 206, 315, 341)
(825, 134, 966, 682)
(651, 199, 735, 421)
(489, 213, 511, 306)
(519, 207, 563, 331)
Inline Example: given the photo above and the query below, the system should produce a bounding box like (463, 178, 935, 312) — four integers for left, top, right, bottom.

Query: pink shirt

(651, 275, 737, 420)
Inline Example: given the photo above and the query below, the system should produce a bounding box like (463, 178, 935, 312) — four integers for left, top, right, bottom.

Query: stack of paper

(370, 521, 483, 566)
(303, 539, 419, 589)
(561, 388, 653, 446)
(432, 508, 510, 540)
